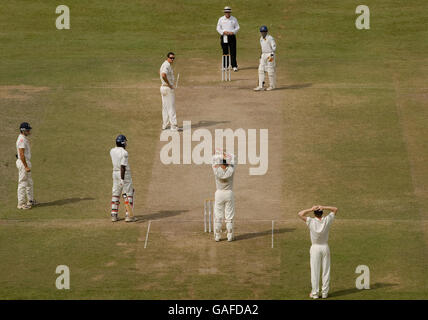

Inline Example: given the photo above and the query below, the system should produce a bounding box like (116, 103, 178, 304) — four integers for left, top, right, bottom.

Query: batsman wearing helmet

(254, 25, 277, 91)
(109, 135, 136, 222)
(212, 150, 236, 242)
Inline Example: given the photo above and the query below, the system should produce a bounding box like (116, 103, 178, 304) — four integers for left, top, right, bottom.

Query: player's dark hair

(314, 209, 323, 217)
(167, 52, 175, 58)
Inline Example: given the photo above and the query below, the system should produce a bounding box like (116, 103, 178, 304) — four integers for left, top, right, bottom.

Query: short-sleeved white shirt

(160, 60, 174, 86)
(260, 35, 277, 54)
(110, 147, 130, 172)
(306, 212, 335, 245)
(16, 134, 31, 161)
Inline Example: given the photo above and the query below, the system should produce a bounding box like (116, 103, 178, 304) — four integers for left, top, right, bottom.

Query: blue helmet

(116, 134, 127, 147)
(20, 122, 32, 131)
(260, 25, 268, 32)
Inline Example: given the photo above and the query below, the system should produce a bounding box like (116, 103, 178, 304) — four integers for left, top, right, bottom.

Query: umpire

(216, 6, 240, 71)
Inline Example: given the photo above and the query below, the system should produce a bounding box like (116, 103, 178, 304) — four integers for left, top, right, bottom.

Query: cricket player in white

(110, 134, 136, 222)
(254, 25, 277, 91)
(160, 52, 178, 131)
(16, 122, 35, 209)
(298, 205, 338, 299)
(212, 150, 236, 242)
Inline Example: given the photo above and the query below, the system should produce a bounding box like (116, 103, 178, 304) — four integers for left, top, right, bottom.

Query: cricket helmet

(20, 122, 32, 131)
(260, 25, 268, 32)
(115, 134, 127, 147)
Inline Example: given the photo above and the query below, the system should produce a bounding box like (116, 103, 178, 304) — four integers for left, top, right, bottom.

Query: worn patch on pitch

(0, 85, 49, 101)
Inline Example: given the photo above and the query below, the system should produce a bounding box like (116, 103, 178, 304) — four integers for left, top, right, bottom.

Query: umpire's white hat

(224, 6, 232, 13)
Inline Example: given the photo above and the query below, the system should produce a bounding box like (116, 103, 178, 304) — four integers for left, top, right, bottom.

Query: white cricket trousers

(310, 244, 331, 296)
(160, 86, 177, 128)
(112, 171, 134, 196)
(214, 189, 235, 236)
(16, 159, 33, 206)
(111, 171, 134, 217)
(258, 53, 276, 88)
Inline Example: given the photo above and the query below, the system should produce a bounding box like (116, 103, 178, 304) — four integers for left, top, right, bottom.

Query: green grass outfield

(1, 0, 427, 299)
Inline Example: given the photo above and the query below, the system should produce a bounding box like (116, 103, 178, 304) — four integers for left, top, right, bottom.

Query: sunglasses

(168, 56, 175, 60)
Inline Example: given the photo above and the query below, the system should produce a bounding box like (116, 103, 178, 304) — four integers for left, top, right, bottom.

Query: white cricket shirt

(160, 60, 174, 86)
(16, 134, 31, 161)
(212, 164, 235, 191)
(260, 35, 277, 54)
(306, 212, 335, 245)
(110, 147, 130, 172)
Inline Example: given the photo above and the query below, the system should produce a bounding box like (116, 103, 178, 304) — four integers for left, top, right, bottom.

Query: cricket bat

(122, 194, 134, 217)
(175, 73, 180, 88)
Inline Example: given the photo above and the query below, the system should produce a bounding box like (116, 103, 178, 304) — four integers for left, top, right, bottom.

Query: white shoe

(17, 204, 31, 210)
(266, 87, 275, 91)
(125, 216, 136, 222)
(162, 125, 168, 130)
(227, 233, 234, 242)
(309, 292, 319, 299)
(233, 67, 238, 72)
(111, 214, 118, 222)
(253, 86, 265, 91)
(170, 126, 178, 131)
(322, 293, 328, 299)
(215, 233, 221, 242)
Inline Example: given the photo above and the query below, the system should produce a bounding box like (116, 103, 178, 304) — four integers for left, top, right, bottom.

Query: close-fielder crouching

(110, 135, 136, 222)
(212, 150, 236, 242)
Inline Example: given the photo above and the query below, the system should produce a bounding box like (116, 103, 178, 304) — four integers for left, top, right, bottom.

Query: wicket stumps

(204, 199, 214, 233)
(221, 54, 231, 81)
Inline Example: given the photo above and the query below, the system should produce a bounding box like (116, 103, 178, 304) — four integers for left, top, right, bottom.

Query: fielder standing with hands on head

(298, 205, 338, 299)
(254, 25, 277, 91)
(212, 150, 236, 242)
(160, 52, 178, 131)
(216, 6, 240, 72)
(16, 122, 36, 209)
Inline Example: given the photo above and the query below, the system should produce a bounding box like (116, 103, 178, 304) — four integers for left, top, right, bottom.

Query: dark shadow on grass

(235, 228, 295, 241)
(135, 209, 188, 223)
(329, 282, 399, 298)
(238, 66, 258, 71)
(36, 197, 95, 207)
(237, 83, 312, 90)
(274, 83, 313, 90)
(190, 120, 230, 129)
